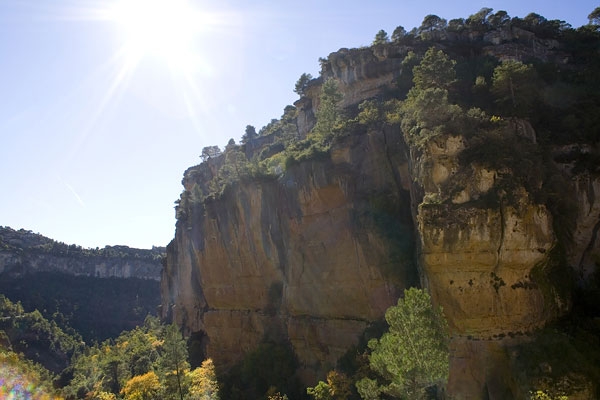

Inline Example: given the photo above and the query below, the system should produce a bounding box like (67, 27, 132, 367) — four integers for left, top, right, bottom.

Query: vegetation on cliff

(178, 5, 600, 214)
(5, 5, 600, 400)
(166, 5, 600, 399)
(0, 226, 165, 262)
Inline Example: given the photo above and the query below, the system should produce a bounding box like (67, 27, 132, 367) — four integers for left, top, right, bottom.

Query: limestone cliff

(163, 127, 417, 381)
(0, 226, 163, 280)
(0, 227, 164, 341)
(163, 19, 600, 399)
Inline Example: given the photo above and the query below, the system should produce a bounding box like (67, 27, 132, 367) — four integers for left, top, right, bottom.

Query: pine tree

(356, 288, 449, 400)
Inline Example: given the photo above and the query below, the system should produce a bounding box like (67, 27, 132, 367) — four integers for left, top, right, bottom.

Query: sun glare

(109, 0, 202, 72)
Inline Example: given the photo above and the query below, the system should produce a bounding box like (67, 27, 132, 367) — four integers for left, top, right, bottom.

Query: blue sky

(0, 0, 596, 249)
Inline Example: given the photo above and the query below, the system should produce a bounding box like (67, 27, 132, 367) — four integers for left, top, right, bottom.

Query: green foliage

(465, 7, 493, 31)
(401, 87, 463, 148)
(307, 381, 333, 400)
(399, 48, 464, 148)
(0, 226, 164, 262)
(589, 7, 600, 27)
(412, 48, 456, 91)
(62, 317, 211, 400)
(201, 146, 222, 162)
(529, 390, 568, 400)
(391, 26, 406, 43)
(511, 318, 600, 399)
(0, 272, 160, 343)
(241, 125, 257, 144)
(312, 78, 344, 140)
(0, 294, 82, 374)
(159, 324, 190, 400)
(372, 30, 389, 45)
(187, 358, 220, 400)
(0, 347, 62, 399)
(295, 73, 313, 96)
(491, 60, 538, 116)
(357, 288, 449, 399)
(307, 371, 352, 400)
(418, 15, 447, 40)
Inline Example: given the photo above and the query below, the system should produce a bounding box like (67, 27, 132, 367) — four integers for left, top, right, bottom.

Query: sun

(108, 0, 203, 72)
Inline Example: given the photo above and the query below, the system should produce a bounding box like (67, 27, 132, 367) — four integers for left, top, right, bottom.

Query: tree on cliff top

(589, 7, 600, 27)
(312, 78, 344, 140)
(491, 60, 538, 117)
(294, 72, 313, 96)
(241, 125, 257, 144)
(200, 146, 222, 162)
(373, 29, 389, 45)
(356, 288, 449, 400)
(400, 48, 464, 148)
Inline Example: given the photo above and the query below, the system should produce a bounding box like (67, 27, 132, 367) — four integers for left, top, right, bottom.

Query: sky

(0, 0, 596, 249)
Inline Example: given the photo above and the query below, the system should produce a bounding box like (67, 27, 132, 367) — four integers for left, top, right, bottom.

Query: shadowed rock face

(163, 38, 600, 396)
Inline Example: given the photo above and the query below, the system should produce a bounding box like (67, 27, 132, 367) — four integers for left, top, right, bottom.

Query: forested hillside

(0, 226, 163, 342)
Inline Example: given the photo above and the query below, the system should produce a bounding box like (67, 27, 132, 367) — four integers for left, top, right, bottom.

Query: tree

(307, 371, 351, 400)
(488, 10, 510, 29)
(401, 48, 462, 148)
(465, 7, 493, 31)
(357, 288, 449, 399)
(159, 324, 190, 400)
(412, 47, 456, 90)
(188, 358, 220, 400)
(447, 18, 466, 34)
(588, 7, 600, 27)
(294, 73, 313, 96)
(391, 26, 406, 42)
(241, 125, 257, 144)
(418, 15, 447, 40)
(372, 29, 389, 45)
(200, 146, 221, 162)
(307, 381, 333, 400)
(491, 60, 538, 116)
(313, 78, 344, 139)
(121, 371, 161, 400)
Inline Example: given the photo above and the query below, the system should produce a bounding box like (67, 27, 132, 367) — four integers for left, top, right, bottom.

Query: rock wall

(0, 252, 162, 280)
(409, 134, 564, 338)
(0, 227, 162, 280)
(163, 36, 600, 397)
(162, 128, 417, 380)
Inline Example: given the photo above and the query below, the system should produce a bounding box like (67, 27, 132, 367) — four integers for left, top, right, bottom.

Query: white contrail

(62, 179, 86, 208)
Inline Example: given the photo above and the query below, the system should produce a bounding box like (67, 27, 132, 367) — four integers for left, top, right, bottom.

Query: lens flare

(0, 352, 61, 400)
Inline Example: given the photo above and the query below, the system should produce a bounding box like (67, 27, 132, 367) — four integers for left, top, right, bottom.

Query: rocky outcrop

(0, 227, 163, 280)
(409, 134, 564, 337)
(163, 28, 600, 398)
(162, 127, 417, 380)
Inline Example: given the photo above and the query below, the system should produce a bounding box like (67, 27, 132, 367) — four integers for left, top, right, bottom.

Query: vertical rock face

(410, 135, 563, 337)
(567, 173, 600, 281)
(162, 128, 417, 380)
(163, 39, 600, 396)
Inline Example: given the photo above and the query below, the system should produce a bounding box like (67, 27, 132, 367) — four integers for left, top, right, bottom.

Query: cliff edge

(162, 15, 600, 398)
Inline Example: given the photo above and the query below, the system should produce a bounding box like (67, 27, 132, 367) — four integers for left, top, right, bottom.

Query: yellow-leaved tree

(120, 371, 161, 400)
(187, 358, 220, 400)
